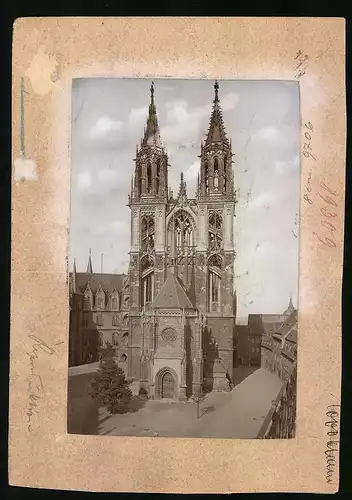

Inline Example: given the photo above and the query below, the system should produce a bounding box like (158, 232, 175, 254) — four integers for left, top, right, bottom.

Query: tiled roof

(286, 328, 297, 343)
(152, 271, 194, 309)
(70, 272, 125, 295)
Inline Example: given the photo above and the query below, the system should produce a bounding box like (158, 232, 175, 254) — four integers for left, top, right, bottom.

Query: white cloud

(90, 116, 124, 139)
(185, 160, 200, 182)
(247, 192, 278, 210)
(128, 106, 148, 127)
(161, 92, 239, 146)
(252, 126, 280, 143)
(77, 172, 92, 190)
(221, 92, 239, 111)
(97, 168, 118, 183)
(275, 156, 300, 175)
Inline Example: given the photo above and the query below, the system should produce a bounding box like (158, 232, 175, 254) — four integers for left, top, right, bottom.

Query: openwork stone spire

(86, 248, 93, 274)
(142, 81, 162, 148)
(205, 80, 230, 146)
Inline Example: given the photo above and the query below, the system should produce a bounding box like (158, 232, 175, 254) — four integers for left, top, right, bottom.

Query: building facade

(69, 255, 129, 370)
(69, 81, 237, 400)
(261, 305, 297, 381)
(236, 314, 263, 366)
(126, 81, 236, 399)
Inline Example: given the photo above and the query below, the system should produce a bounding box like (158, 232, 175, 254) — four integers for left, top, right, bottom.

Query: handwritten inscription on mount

(302, 122, 339, 249)
(325, 405, 340, 484)
(26, 335, 58, 432)
(294, 50, 308, 79)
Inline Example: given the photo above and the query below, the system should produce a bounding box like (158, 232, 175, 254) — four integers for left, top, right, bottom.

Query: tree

(90, 342, 132, 414)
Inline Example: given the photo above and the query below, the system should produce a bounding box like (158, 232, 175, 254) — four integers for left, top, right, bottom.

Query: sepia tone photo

(67, 78, 299, 439)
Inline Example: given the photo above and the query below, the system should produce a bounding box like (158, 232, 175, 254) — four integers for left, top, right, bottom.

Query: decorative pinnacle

(214, 80, 219, 102)
(150, 81, 155, 105)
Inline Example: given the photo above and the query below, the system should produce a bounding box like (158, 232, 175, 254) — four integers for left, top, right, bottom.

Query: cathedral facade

(126, 81, 237, 400)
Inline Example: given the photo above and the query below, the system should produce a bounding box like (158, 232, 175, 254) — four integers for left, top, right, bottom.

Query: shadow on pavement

(233, 366, 260, 387)
(200, 405, 216, 418)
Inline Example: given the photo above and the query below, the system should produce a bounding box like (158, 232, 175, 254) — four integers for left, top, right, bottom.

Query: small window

(112, 315, 118, 327)
(112, 297, 118, 310)
(121, 332, 128, 346)
(96, 314, 104, 326)
(121, 353, 127, 362)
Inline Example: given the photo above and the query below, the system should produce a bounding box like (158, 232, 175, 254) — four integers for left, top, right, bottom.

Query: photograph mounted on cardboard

(67, 78, 299, 439)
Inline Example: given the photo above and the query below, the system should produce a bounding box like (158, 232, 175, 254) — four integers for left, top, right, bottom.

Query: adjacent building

(69, 254, 129, 370)
(236, 314, 263, 366)
(261, 307, 297, 380)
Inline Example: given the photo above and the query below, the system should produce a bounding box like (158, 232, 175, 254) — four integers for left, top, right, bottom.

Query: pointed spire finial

(289, 293, 294, 309)
(214, 80, 219, 102)
(150, 81, 155, 105)
(178, 172, 187, 198)
(86, 248, 93, 274)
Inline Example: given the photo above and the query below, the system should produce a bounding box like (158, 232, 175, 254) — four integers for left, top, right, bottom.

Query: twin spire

(205, 80, 229, 146)
(140, 80, 228, 150)
(142, 81, 162, 148)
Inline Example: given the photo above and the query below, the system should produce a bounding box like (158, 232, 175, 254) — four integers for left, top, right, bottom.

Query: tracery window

(169, 210, 194, 249)
(156, 159, 161, 195)
(204, 160, 209, 194)
(147, 161, 152, 194)
(214, 157, 219, 191)
(208, 211, 223, 251)
(223, 155, 227, 193)
(141, 255, 154, 307)
(208, 254, 222, 312)
(141, 215, 155, 252)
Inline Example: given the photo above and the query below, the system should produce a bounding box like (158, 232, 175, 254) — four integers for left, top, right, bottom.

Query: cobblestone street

(97, 368, 283, 438)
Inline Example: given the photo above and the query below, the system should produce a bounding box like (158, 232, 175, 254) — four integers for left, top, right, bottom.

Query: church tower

(196, 81, 236, 391)
(127, 82, 169, 381)
(127, 80, 236, 398)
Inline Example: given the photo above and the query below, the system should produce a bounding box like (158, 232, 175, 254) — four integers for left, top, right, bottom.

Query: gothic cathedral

(127, 81, 237, 400)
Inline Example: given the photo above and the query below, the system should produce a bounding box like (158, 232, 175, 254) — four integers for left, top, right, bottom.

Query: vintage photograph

(67, 78, 299, 439)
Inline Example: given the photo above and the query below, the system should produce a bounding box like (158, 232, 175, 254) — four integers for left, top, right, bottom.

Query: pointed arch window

(121, 332, 128, 346)
(141, 215, 155, 252)
(112, 332, 119, 346)
(138, 173, 142, 197)
(84, 288, 93, 310)
(111, 294, 119, 310)
(168, 210, 195, 250)
(156, 159, 161, 195)
(147, 161, 152, 194)
(204, 159, 209, 194)
(208, 255, 222, 312)
(214, 157, 219, 191)
(141, 255, 154, 307)
(223, 155, 227, 193)
(208, 211, 223, 251)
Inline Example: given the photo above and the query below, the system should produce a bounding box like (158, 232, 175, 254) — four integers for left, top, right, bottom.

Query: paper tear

(14, 157, 37, 182)
(25, 47, 58, 95)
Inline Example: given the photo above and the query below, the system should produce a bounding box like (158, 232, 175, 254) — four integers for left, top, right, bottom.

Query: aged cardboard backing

(10, 17, 345, 493)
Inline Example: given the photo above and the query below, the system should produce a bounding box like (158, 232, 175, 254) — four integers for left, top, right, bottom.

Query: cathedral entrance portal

(155, 367, 178, 400)
(161, 371, 174, 399)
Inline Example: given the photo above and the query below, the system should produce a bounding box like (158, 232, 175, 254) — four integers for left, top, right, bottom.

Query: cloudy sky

(69, 78, 300, 320)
